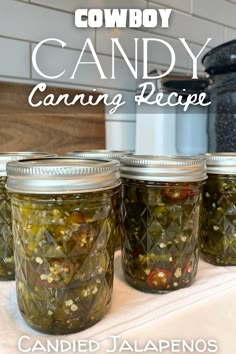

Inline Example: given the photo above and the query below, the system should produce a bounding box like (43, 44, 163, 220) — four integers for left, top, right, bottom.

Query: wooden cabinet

(0, 82, 105, 154)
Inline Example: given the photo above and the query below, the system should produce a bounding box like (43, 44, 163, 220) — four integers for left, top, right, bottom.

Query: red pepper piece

(146, 269, 172, 289)
(182, 262, 193, 274)
(66, 212, 86, 224)
(162, 183, 198, 202)
(133, 246, 143, 257)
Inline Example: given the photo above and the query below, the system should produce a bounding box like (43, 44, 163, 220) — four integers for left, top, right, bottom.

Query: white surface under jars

(0, 252, 236, 354)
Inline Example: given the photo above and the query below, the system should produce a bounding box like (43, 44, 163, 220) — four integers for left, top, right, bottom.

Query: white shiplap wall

(0, 0, 235, 150)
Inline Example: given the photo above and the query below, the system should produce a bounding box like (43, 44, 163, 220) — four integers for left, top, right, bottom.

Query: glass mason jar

(120, 156, 207, 293)
(200, 154, 236, 265)
(66, 151, 131, 250)
(7, 158, 120, 334)
(202, 40, 236, 152)
(0, 152, 55, 281)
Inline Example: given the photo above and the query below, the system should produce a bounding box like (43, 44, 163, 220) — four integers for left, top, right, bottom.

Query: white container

(176, 105, 208, 155)
(135, 76, 209, 156)
(136, 91, 177, 155)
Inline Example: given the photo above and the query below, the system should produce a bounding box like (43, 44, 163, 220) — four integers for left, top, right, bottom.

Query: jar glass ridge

(120, 156, 206, 294)
(0, 152, 55, 281)
(0, 176, 14, 280)
(201, 173, 236, 265)
(7, 158, 120, 334)
(65, 150, 131, 251)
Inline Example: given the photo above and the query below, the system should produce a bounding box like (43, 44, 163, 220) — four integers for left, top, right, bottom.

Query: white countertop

(0, 252, 236, 354)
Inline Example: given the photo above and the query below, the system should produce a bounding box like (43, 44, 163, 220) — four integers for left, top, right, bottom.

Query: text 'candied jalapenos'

(120, 156, 206, 294)
(7, 158, 120, 334)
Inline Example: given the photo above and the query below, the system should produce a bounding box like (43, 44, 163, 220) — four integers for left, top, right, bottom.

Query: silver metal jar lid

(66, 150, 131, 160)
(6, 158, 120, 194)
(120, 155, 207, 182)
(0, 152, 56, 176)
(205, 153, 236, 174)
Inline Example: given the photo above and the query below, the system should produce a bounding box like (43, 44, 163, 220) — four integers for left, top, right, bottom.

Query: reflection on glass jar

(120, 156, 206, 294)
(201, 154, 236, 265)
(66, 150, 131, 251)
(11, 191, 118, 334)
(7, 158, 120, 334)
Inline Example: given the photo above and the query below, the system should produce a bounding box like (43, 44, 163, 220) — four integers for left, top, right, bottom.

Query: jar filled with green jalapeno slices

(66, 150, 131, 251)
(120, 156, 207, 293)
(200, 153, 236, 265)
(6, 158, 120, 334)
(0, 152, 55, 281)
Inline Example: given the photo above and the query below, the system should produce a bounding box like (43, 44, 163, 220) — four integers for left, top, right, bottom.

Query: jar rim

(202, 40, 236, 75)
(120, 155, 207, 182)
(6, 158, 120, 194)
(202, 40, 236, 63)
(0, 152, 56, 176)
(66, 150, 132, 160)
(205, 153, 236, 174)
